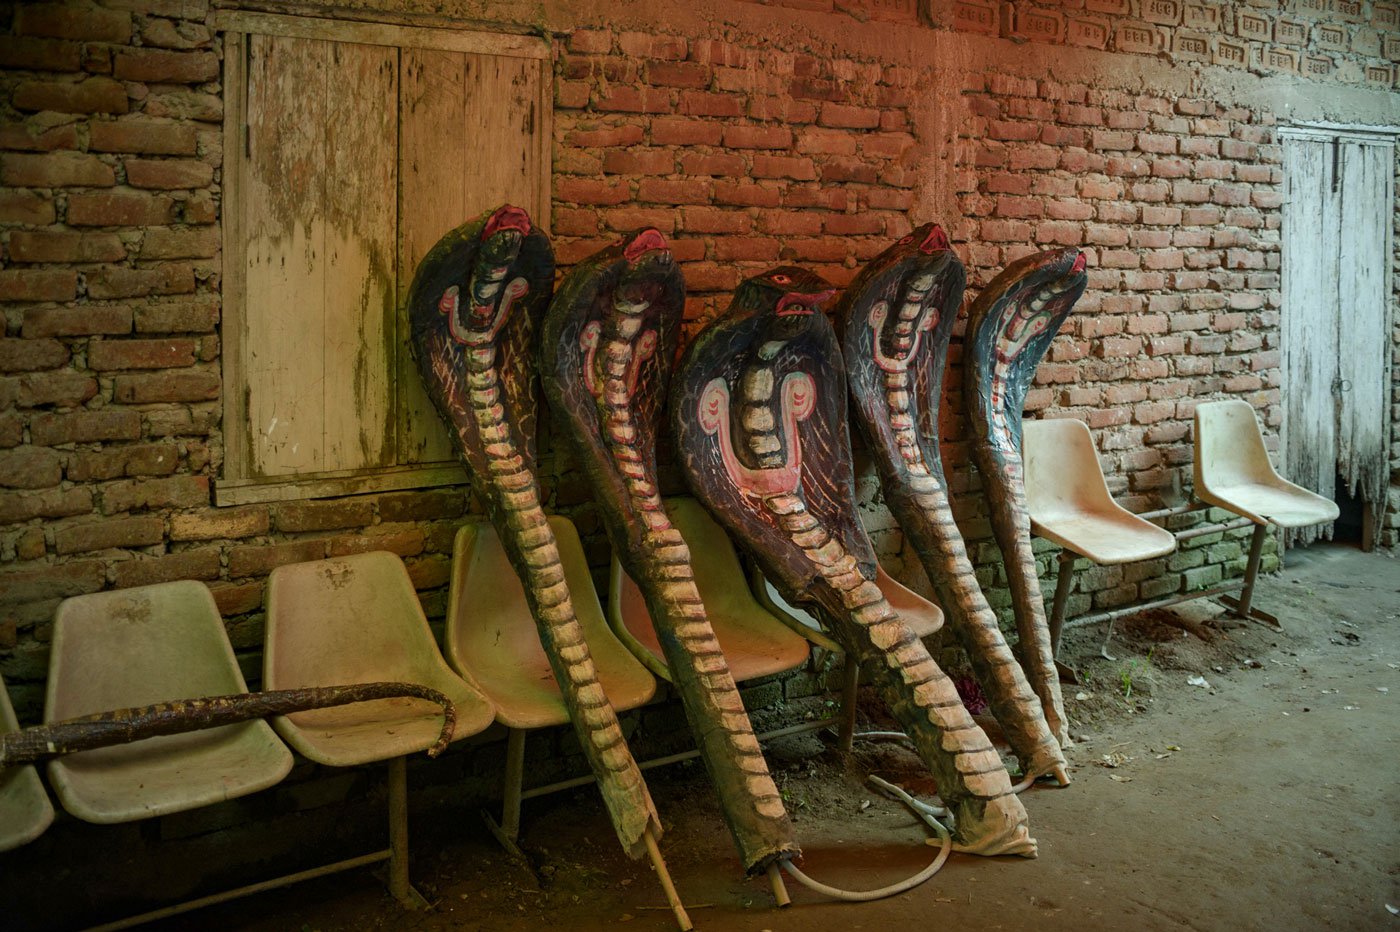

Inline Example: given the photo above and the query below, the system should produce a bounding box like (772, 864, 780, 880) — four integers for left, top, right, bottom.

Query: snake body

(541, 230, 796, 875)
(408, 206, 658, 858)
(838, 225, 1066, 778)
(963, 248, 1088, 748)
(674, 267, 1035, 857)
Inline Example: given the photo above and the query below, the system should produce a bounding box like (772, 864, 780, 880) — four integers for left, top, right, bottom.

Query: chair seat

(1199, 480, 1341, 529)
(46, 582, 293, 825)
(48, 725, 290, 825)
(754, 565, 941, 640)
(1032, 509, 1177, 565)
(265, 552, 497, 767)
(448, 519, 656, 731)
(1, 677, 54, 851)
(609, 498, 811, 684)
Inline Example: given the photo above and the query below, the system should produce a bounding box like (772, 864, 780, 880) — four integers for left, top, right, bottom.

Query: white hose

(777, 774, 952, 903)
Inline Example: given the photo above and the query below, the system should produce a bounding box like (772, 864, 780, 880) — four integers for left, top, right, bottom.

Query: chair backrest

(1, 673, 55, 852)
(663, 498, 777, 618)
(1194, 399, 1276, 491)
(47, 582, 249, 722)
(1023, 417, 1115, 519)
(265, 551, 448, 690)
(444, 516, 610, 686)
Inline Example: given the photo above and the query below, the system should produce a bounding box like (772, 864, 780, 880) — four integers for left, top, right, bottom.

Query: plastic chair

(265, 551, 497, 906)
(45, 582, 293, 825)
(1194, 399, 1340, 618)
(608, 497, 812, 684)
(0, 673, 54, 852)
(750, 554, 943, 752)
(445, 516, 656, 850)
(1024, 418, 1177, 654)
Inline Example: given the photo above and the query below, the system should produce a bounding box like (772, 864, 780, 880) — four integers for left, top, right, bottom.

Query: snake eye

(898, 235, 913, 245)
(771, 273, 791, 285)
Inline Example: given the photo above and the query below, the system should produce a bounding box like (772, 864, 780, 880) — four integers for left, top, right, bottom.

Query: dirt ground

(177, 542, 1398, 932)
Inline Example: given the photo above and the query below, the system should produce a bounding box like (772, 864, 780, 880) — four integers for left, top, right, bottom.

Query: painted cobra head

(988, 247, 1088, 362)
(458, 205, 532, 324)
(735, 266, 836, 346)
(851, 223, 965, 369)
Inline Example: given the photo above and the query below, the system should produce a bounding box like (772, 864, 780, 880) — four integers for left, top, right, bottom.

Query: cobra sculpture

(539, 230, 799, 892)
(963, 247, 1088, 748)
(407, 206, 689, 929)
(838, 224, 1068, 786)
(672, 266, 1035, 858)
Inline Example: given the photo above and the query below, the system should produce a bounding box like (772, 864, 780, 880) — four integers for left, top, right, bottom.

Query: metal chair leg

(838, 657, 858, 753)
(482, 727, 529, 860)
(1048, 549, 1076, 657)
(1235, 523, 1267, 617)
(387, 756, 427, 909)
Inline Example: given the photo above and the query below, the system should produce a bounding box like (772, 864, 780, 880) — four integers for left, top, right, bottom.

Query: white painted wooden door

(1281, 128, 1395, 547)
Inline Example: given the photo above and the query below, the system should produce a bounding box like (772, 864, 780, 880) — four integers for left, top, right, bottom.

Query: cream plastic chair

(1024, 417, 1177, 654)
(45, 582, 293, 825)
(1, 673, 54, 852)
(608, 497, 812, 685)
(1194, 399, 1340, 618)
(750, 551, 943, 752)
(265, 551, 497, 906)
(445, 516, 656, 850)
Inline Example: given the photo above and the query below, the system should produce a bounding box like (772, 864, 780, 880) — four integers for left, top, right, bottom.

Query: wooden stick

(642, 825, 693, 932)
(0, 683, 457, 767)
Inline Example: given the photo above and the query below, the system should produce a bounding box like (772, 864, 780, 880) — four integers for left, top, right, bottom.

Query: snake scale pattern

(408, 206, 658, 858)
(838, 224, 1067, 779)
(540, 230, 796, 875)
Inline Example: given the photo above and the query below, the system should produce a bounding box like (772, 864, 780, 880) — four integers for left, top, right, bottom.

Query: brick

(15, 4, 132, 42)
(209, 580, 263, 617)
(100, 475, 209, 514)
(87, 335, 196, 369)
(722, 125, 792, 149)
(751, 154, 816, 181)
(228, 539, 327, 578)
(55, 515, 165, 554)
(86, 264, 194, 299)
(566, 123, 644, 148)
(602, 148, 674, 175)
(650, 118, 722, 146)
(270, 499, 372, 533)
(329, 528, 426, 558)
(819, 103, 880, 129)
(17, 372, 98, 407)
(618, 32, 687, 60)
(646, 60, 709, 88)
(0, 338, 70, 375)
(678, 91, 745, 118)
(748, 96, 817, 123)
(90, 120, 198, 156)
(113, 548, 222, 589)
(113, 49, 218, 83)
(0, 36, 83, 72)
(679, 152, 746, 177)
(141, 89, 222, 123)
(0, 121, 81, 154)
(170, 505, 270, 541)
(22, 305, 132, 338)
(65, 442, 181, 480)
(0, 447, 63, 489)
(556, 178, 630, 206)
(140, 228, 218, 259)
(1, 151, 115, 188)
(636, 178, 712, 205)
(0, 270, 78, 304)
(679, 207, 750, 234)
(67, 192, 177, 226)
(593, 86, 670, 114)
(0, 560, 106, 606)
(8, 231, 125, 264)
(0, 190, 56, 225)
(139, 17, 212, 50)
(123, 158, 213, 191)
(133, 299, 219, 333)
(713, 182, 780, 208)
(12, 77, 128, 114)
(113, 369, 219, 403)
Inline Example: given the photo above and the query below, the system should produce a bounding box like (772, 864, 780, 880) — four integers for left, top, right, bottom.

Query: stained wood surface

(1281, 131, 1393, 546)
(222, 20, 551, 501)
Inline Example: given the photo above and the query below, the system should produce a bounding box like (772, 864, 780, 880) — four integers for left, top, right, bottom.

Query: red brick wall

(1, 0, 1397, 714)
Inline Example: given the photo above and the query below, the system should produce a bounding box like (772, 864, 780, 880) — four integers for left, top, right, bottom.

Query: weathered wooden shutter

(219, 13, 550, 504)
(1281, 127, 1395, 547)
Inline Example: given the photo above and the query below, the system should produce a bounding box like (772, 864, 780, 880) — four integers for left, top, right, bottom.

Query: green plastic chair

(45, 582, 293, 824)
(0, 673, 54, 852)
(265, 551, 497, 906)
(607, 497, 813, 684)
(445, 516, 656, 849)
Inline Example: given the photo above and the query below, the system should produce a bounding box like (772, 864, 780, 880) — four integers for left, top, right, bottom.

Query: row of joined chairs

(1024, 398, 1339, 661)
(1, 498, 947, 926)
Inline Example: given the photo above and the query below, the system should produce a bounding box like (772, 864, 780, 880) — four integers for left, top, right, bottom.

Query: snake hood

(406, 204, 555, 474)
(671, 265, 872, 602)
(965, 247, 1087, 451)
